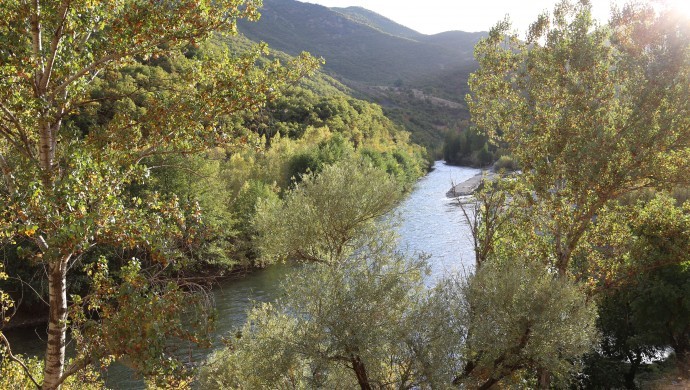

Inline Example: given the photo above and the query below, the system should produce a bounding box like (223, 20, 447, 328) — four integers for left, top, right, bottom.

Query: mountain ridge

(235, 0, 487, 151)
(331, 6, 424, 40)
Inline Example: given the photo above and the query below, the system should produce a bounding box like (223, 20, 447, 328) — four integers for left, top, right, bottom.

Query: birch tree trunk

(42, 257, 69, 390)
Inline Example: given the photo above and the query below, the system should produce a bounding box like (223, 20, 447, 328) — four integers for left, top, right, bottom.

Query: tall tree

(0, 1, 318, 388)
(467, 0, 690, 276)
(466, 2, 689, 385)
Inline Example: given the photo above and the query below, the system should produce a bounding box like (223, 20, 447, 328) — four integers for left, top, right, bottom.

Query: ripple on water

(396, 161, 479, 280)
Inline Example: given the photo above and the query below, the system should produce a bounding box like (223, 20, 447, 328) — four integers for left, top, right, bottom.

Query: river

(8, 161, 479, 388)
(396, 161, 478, 280)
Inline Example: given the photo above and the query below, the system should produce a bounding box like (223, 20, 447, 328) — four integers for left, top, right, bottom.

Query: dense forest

(1, 0, 690, 389)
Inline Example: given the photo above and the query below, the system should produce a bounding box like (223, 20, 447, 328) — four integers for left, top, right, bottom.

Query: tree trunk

(537, 367, 551, 389)
(555, 245, 570, 277)
(350, 355, 372, 390)
(677, 350, 690, 379)
(42, 257, 69, 390)
(39, 122, 55, 178)
(624, 352, 642, 389)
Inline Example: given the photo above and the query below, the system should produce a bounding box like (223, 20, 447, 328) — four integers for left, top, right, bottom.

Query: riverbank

(1, 264, 261, 331)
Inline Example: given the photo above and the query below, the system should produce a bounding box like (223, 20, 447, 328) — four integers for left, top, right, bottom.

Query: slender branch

(0, 104, 34, 159)
(49, 35, 192, 101)
(295, 249, 328, 264)
(0, 102, 26, 137)
(40, 0, 72, 94)
(57, 89, 146, 123)
(30, 0, 44, 92)
(48, 53, 118, 100)
(0, 127, 32, 161)
(34, 235, 49, 253)
(0, 332, 42, 390)
(0, 152, 17, 194)
(73, 29, 92, 55)
(7, 276, 49, 306)
(0, 101, 37, 161)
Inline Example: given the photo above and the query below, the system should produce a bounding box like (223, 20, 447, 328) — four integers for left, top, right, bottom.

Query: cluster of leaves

(66, 257, 215, 387)
(572, 194, 690, 387)
(253, 160, 404, 264)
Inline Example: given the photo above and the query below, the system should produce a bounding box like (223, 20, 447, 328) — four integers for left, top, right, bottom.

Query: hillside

(331, 6, 423, 40)
(236, 0, 474, 85)
(235, 0, 486, 152)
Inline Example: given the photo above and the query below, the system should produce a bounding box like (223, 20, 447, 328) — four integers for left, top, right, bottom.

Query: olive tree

(201, 236, 430, 389)
(253, 158, 404, 264)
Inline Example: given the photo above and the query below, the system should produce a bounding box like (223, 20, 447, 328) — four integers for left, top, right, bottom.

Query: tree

(0, 1, 319, 388)
(467, 1, 690, 385)
(455, 257, 598, 389)
(200, 236, 430, 389)
(468, 0, 690, 276)
(253, 158, 403, 264)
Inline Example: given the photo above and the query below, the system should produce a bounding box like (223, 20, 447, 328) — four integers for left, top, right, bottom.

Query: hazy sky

(300, 0, 628, 34)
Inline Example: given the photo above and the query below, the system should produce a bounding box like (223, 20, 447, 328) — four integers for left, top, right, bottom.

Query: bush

(494, 155, 519, 172)
(285, 152, 320, 184)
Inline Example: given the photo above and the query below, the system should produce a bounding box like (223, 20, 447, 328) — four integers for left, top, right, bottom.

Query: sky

(300, 0, 630, 34)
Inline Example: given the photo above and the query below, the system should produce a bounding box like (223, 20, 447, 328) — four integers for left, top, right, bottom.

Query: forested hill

(236, 0, 487, 152)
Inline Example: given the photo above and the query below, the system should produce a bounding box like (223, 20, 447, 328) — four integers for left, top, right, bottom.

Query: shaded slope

(237, 0, 478, 85)
(236, 0, 487, 153)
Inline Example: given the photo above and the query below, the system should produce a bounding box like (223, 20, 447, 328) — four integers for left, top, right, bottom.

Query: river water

(396, 161, 478, 280)
(198, 160, 479, 350)
(9, 161, 479, 388)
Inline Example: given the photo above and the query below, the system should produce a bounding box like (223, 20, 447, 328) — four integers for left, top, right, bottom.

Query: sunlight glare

(665, 0, 690, 17)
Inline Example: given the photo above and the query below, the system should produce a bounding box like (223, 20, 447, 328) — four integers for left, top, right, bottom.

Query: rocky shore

(446, 170, 497, 197)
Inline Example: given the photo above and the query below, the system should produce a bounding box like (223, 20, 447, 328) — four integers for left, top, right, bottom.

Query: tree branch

(35, 235, 50, 253)
(48, 53, 119, 101)
(54, 356, 92, 389)
(0, 126, 31, 161)
(7, 276, 49, 306)
(40, 0, 72, 94)
(31, 0, 44, 96)
(0, 96, 37, 161)
(0, 332, 41, 390)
